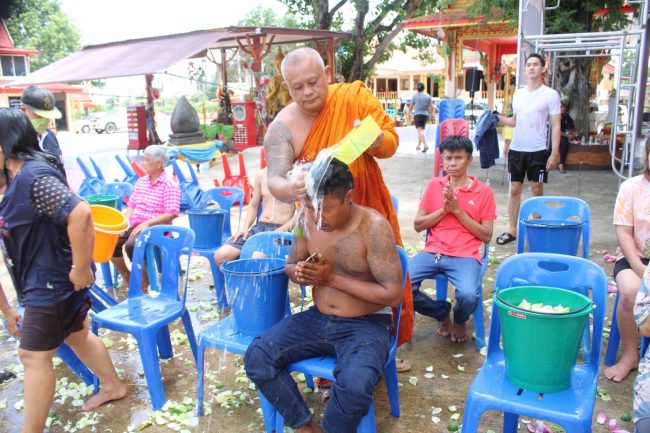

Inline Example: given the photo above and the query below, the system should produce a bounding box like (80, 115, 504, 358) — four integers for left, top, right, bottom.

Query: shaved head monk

(263, 47, 414, 352)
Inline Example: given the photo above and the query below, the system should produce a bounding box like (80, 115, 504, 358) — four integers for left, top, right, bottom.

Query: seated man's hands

(230, 229, 251, 241)
(442, 183, 460, 215)
(295, 253, 332, 287)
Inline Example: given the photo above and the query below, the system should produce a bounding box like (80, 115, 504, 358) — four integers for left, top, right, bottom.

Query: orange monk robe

(297, 80, 414, 346)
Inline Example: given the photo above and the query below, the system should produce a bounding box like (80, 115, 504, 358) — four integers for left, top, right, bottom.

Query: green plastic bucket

(85, 194, 119, 209)
(494, 286, 593, 392)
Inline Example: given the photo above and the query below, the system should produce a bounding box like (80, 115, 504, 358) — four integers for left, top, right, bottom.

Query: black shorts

(413, 114, 429, 129)
(20, 291, 92, 351)
(508, 149, 549, 183)
(613, 256, 650, 278)
(226, 222, 282, 250)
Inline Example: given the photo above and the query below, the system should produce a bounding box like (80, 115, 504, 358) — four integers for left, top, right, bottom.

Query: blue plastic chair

(171, 159, 204, 210)
(435, 99, 465, 151)
(461, 253, 607, 433)
(516, 196, 591, 258)
(89, 157, 106, 182)
(390, 194, 399, 215)
(5, 306, 97, 387)
(103, 181, 133, 211)
(605, 293, 650, 366)
(115, 155, 139, 185)
(270, 246, 409, 433)
(91, 226, 198, 410)
(76, 156, 105, 197)
(199, 187, 244, 242)
(431, 243, 489, 349)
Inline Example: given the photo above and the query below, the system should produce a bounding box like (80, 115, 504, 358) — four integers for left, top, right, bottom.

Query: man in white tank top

(495, 53, 561, 245)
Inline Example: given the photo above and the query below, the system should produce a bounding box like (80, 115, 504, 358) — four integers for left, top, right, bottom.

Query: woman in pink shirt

(111, 145, 180, 290)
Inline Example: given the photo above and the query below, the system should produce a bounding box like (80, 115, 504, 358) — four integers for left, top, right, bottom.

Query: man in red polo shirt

(410, 135, 496, 342)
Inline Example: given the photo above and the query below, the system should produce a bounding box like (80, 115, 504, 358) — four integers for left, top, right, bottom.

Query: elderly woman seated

(111, 145, 180, 290)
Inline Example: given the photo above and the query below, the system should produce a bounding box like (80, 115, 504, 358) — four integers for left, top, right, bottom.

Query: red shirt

(420, 175, 496, 261)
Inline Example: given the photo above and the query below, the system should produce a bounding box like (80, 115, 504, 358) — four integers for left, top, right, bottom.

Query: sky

(58, 0, 288, 45)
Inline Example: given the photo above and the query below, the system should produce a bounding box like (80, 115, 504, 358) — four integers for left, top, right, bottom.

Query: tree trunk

(554, 57, 594, 134)
(346, 0, 369, 81)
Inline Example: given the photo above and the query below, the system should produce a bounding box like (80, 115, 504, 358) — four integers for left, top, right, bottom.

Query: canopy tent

(9, 26, 351, 86)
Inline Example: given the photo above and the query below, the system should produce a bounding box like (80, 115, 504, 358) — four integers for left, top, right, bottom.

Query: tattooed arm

(264, 120, 304, 203)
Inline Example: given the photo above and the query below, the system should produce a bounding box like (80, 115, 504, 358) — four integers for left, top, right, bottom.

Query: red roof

(405, 10, 488, 28)
(0, 80, 84, 94)
(0, 20, 40, 55)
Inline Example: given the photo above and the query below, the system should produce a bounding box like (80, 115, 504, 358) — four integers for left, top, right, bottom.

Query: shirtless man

(213, 168, 295, 265)
(244, 159, 404, 433)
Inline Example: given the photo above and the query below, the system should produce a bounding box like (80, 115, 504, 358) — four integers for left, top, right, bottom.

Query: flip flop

(496, 232, 517, 245)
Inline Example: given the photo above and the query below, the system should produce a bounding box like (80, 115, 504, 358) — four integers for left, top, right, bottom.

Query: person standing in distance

(495, 53, 561, 245)
(409, 82, 437, 152)
(20, 85, 63, 161)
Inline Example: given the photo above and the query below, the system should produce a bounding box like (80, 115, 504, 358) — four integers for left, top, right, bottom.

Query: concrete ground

(0, 128, 638, 432)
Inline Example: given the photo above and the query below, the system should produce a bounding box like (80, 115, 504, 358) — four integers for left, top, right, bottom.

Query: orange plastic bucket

(90, 205, 129, 263)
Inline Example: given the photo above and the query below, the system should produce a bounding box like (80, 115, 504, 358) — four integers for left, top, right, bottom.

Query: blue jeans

(410, 252, 481, 324)
(244, 306, 392, 433)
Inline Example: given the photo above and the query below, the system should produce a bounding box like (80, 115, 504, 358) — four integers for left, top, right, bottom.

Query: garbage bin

(494, 285, 593, 392)
(188, 208, 226, 249)
(221, 258, 288, 337)
(523, 219, 583, 256)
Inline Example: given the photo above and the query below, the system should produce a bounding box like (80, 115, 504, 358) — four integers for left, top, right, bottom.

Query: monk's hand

(296, 254, 332, 286)
(289, 167, 308, 201)
(368, 131, 384, 152)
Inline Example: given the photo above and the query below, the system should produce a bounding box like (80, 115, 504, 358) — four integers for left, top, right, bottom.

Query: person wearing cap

(20, 85, 63, 160)
(409, 82, 437, 153)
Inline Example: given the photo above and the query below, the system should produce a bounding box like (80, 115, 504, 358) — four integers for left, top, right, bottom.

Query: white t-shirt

(511, 85, 561, 152)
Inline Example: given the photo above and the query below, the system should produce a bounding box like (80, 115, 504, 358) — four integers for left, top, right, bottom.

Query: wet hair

(0, 108, 63, 176)
(317, 159, 354, 201)
(439, 135, 474, 156)
(144, 144, 169, 166)
(526, 53, 545, 67)
(281, 47, 325, 80)
(417, 82, 425, 91)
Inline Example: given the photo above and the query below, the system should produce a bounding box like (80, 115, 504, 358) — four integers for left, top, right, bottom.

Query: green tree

(5, 0, 81, 71)
(279, 0, 440, 81)
(466, 0, 630, 132)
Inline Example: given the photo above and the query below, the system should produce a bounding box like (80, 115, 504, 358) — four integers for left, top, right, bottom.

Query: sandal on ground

(0, 370, 16, 384)
(422, 147, 429, 153)
(396, 358, 412, 373)
(496, 232, 517, 245)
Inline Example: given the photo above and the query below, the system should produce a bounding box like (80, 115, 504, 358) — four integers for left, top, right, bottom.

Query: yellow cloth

(297, 81, 414, 346)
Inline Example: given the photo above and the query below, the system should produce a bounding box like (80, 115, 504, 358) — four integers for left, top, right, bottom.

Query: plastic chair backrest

(76, 157, 98, 181)
(114, 155, 139, 185)
(516, 196, 591, 258)
(103, 182, 133, 211)
(128, 226, 194, 304)
(240, 232, 294, 260)
(200, 187, 245, 237)
(89, 157, 106, 182)
(390, 194, 399, 215)
(435, 118, 470, 177)
(172, 160, 199, 186)
(438, 99, 465, 125)
(492, 253, 607, 369)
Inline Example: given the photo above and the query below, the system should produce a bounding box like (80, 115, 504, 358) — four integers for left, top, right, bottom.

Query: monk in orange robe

(264, 47, 413, 350)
